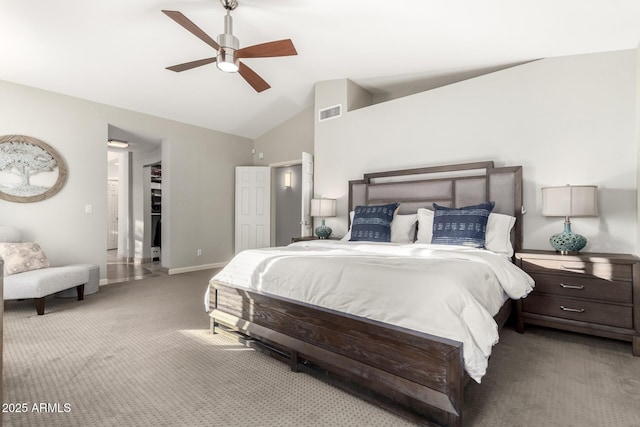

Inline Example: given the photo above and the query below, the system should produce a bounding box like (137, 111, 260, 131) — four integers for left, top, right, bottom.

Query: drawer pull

(560, 305, 585, 313)
(560, 265, 586, 271)
(559, 283, 585, 290)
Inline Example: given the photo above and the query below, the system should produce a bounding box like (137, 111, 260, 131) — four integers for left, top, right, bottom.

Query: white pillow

(485, 213, 516, 256)
(415, 208, 434, 243)
(416, 208, 515, 255)
(340, 211, 356, 241)
(391, 213, 418, 243)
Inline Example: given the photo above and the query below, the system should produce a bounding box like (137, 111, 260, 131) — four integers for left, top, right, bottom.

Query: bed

(208, 161, 533, 426)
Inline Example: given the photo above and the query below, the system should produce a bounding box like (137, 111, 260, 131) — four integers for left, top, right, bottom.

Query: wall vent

(318, 104, 342, 122)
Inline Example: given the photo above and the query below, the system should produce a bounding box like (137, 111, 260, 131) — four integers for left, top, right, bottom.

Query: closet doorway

(148, 163, 162, 261)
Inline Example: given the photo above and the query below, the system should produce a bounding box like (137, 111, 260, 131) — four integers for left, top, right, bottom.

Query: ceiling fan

(162, 0, 297, 93)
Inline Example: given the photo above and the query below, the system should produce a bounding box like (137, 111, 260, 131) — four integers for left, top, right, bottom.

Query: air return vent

(318, 104, 342, 122)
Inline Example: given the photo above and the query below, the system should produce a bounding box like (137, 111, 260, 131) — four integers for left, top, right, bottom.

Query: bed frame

(210, 161, 523, 426)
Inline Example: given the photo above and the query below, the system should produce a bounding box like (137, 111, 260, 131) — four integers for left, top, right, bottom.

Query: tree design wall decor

(0, 135, 68, 203)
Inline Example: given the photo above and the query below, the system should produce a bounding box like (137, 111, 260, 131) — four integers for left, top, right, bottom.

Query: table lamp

(310, 198, 336, 239)
(541, 185, 598, 254)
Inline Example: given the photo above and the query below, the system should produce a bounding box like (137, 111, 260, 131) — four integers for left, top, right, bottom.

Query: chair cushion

(3, 265, 90, 300)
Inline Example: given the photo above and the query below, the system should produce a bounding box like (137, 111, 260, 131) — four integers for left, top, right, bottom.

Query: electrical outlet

(197, 249, 202, 256)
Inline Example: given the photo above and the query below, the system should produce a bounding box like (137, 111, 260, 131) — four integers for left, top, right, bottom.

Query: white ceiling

(2, 0, 640, 140)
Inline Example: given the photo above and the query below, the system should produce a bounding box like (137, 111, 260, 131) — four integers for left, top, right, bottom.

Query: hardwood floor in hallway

(106, 250, 165, 284)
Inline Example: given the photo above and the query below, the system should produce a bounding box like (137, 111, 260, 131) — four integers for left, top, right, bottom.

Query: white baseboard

(167, 262, 227, 275)
(99, 278, 109, 286)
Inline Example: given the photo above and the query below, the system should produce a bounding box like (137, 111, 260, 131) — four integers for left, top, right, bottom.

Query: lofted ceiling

(1, 0, 640, 140)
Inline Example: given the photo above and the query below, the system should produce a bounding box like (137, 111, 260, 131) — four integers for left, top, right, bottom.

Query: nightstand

(515, 250, 639, 356)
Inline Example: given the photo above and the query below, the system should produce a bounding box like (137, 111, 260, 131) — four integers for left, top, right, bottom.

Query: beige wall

(314, 50, 638, 254)
(0, 80, 253, 278)
(253, 107, 314, 165)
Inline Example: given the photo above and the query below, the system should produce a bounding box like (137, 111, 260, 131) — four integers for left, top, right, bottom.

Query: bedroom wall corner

(252, 107, 314, 166)
(346, 79, 374, 112)
(161, 127, 253, 271)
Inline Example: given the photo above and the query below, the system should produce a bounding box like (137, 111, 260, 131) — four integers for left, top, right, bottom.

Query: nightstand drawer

(520, 259, 632, 281)
(522, 294, 633, 329)
(528, 273, 632, 303)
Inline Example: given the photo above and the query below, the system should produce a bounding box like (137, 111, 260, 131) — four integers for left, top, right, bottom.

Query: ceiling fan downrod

(216, 3, 239, 72)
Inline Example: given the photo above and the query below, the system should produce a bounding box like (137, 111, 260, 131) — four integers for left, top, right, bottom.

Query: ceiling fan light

(216, 47, 239, 72)
(216, 58, 239, 72)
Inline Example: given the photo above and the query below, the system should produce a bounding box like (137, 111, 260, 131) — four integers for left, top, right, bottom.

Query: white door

(300, 152, 313, 236)
(107, 180, 118, 250)
(235, 166, 271, 253)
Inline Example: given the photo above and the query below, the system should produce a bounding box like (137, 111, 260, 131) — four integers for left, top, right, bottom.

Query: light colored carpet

(3, 269, 640, 426)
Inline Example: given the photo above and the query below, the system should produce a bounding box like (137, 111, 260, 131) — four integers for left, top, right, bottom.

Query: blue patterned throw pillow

(349, 203, 399, 242)
(431, 202, 495, 248)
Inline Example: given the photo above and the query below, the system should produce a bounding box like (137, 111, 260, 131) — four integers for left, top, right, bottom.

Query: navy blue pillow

(349, 203, 399, 242)
(431, 202, 495, 248)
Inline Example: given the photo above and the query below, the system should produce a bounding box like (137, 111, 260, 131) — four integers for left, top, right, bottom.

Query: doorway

(107, 154, 120, 251)
(275, 164, 303, 246)
(106, 150, 133, 282)
(106, 151, 164, 283)
(106, 125, 164, 283)
(271, 151, 313, 246)
(234, 152, 313, 251)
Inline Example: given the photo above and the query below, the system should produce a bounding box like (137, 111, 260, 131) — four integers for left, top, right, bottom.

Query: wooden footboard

(210, 281, 469, 426)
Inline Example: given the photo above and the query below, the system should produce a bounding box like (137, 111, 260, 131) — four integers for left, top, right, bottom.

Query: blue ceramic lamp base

(550, 220, 587, 254)
(315, 219, 332, 239)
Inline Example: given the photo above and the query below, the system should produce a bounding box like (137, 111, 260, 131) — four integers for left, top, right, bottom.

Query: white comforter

(209, 240, 534, 382)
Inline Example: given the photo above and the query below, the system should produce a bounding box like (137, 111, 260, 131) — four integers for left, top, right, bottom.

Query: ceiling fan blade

(238, 62, 271, 92)
(162, 10, 220, 51)
(236, 39, 297, 59)
(166, 57, 217, 72)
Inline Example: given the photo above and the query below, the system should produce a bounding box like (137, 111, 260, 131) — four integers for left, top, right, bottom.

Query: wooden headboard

(348, 161, 523, 252)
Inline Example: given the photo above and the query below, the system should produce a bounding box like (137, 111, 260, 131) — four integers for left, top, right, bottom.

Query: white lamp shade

(542, 185, 598, 217)
(310, 198, 337, 217)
